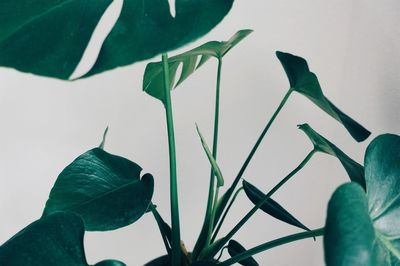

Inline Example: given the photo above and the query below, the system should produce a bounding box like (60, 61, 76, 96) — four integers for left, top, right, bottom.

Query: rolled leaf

(228, 240, 259, 266)
(0, 212, 125, 265)
(1, 0, 234, 79)
(143, 29, 253, 103)
(324, 134, 400, 266)
(43, 148, 154, 231)
(298, 123, 365, 188)
(196, 125, 224, 187)
(243, 180, 310, 232)
(276, 51, 370, 142)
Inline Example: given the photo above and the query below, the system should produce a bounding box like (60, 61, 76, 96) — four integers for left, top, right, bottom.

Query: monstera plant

(1, 1, 399, 265)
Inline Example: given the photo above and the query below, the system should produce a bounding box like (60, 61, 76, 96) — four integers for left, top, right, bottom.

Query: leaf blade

(227, 240, 259, 266)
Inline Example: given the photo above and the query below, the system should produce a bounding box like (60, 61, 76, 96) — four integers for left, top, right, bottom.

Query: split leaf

(324, 134, 400, 266)
(43, 148, 154, 231)
(143, 29, 252, 103)
(276, 51, 370, 142)
(0, 0, 234, 79)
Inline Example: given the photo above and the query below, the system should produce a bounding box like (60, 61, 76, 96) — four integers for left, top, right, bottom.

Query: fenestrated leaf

(276, 51, 370, 142)
(1, 0, 234, 79)
(196, 124, 224, 187)
(0, 212, 125, 266)
(243, 180, 310, 232)
(228, 240, 259, 266)
(324, 134, 400, 266)
(43, 148, 154, 231)
(298, 123, 365, 188)
(143, 29, 253, 103)
(0, 0, 113, 79)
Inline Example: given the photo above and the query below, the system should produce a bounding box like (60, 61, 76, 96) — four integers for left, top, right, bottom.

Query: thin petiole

(214, 88, 294, 229)
(211, 187, 244, 243)
(162, 53, 181, 265)
(218, 227, 324, 266)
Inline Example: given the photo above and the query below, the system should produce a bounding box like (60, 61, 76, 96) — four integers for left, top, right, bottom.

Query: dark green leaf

(298, 123, 365, 188)
(243, 180, 310, 232)
(276, 51, 370, 142)
(0, 212, 125, 266)
(324, 134, 400, 266)
(94, 260, 127, 266)
(143, 29, 252, 103)
(228, 240, 259, 266)
(1, 0, 234, 79)
(43, 148, 154, 231)
(0, 0, 113, 79)
(196, 125, 224, 187)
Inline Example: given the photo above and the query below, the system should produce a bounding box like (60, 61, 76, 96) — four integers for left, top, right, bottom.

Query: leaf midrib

(376, 230, 400, 261)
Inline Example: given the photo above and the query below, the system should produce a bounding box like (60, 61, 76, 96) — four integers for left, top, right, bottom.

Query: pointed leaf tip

(277, 51, 370, 142)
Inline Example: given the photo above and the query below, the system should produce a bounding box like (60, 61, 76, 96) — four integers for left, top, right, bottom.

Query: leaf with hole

(324, 134, 400, 266)
(43, 148, 154, 231)
(276, 51, 370, 142)
(228, 240, 259, 266)
(1, 0, 234, 79)
(243, 180, 310, 232)
(0, 212, 125, 265)
(143, 29, 252, 103)
(298, 123, 365, 188)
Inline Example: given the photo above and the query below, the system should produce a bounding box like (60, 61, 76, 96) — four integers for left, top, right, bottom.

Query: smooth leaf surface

(228, 240, 259, 266)
(43, 148, 154, 231)
(143, 29, 252, 103)
(243, 180, 310, 231)
(0, 0, 113, 79)
(0, 212, 125, 266)
(298, 123, 365, 188)
(324, 134, 400, 266)
(1, 0, 234, 79)
(196, 125, 224, 187)
(94, 260, 127, 266)
(276, 51, 370, 142)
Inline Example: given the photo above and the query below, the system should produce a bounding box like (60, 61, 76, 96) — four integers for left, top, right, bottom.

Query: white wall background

(1, 1, 399, 265)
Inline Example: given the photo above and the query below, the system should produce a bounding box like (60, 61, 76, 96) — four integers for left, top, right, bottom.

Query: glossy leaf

(228, 240, 259, 266)
(196, 125, 224, 187)
(298, 123, 365, 188)
(1, 0, 234, 79)
(94, 260, 127, 266)
(243, 180, 310, 232)
(276, 51, 370, 142)
(43, 148, 154, 231)
(324, 134, 400, 266)
(0, 212, 125, 265)
(143, 29, 252, 103)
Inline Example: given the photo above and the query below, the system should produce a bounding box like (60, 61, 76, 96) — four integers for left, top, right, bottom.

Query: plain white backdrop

(1, 1, 399, 265)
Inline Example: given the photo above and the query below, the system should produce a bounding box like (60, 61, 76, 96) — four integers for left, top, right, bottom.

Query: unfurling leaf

(43, 148, 154, 231)
(228, 240, 259, 266)
(324, 134, 400, 266)
(243, 180, 310, 232)
(1, 0, 234, 79)
(0, 212, 125, 265)
(196, 125, 224, 187)
(143, 29, 253, 103)
(276, 51, 370, 142)
(298, 123, 365, 188)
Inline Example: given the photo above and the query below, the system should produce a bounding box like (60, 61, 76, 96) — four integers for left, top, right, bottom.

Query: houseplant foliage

(1, 2, 399, 266)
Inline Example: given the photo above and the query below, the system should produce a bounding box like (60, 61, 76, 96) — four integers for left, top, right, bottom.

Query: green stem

(206, 149, 315, 259)
(149, 203, 171, 256)
(193, 58, 223, 258)
(214, 88, 293, 228)
(211, 187, 243, 243)
(162, 53, 181, 265)
(218, 227, 324, 266)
